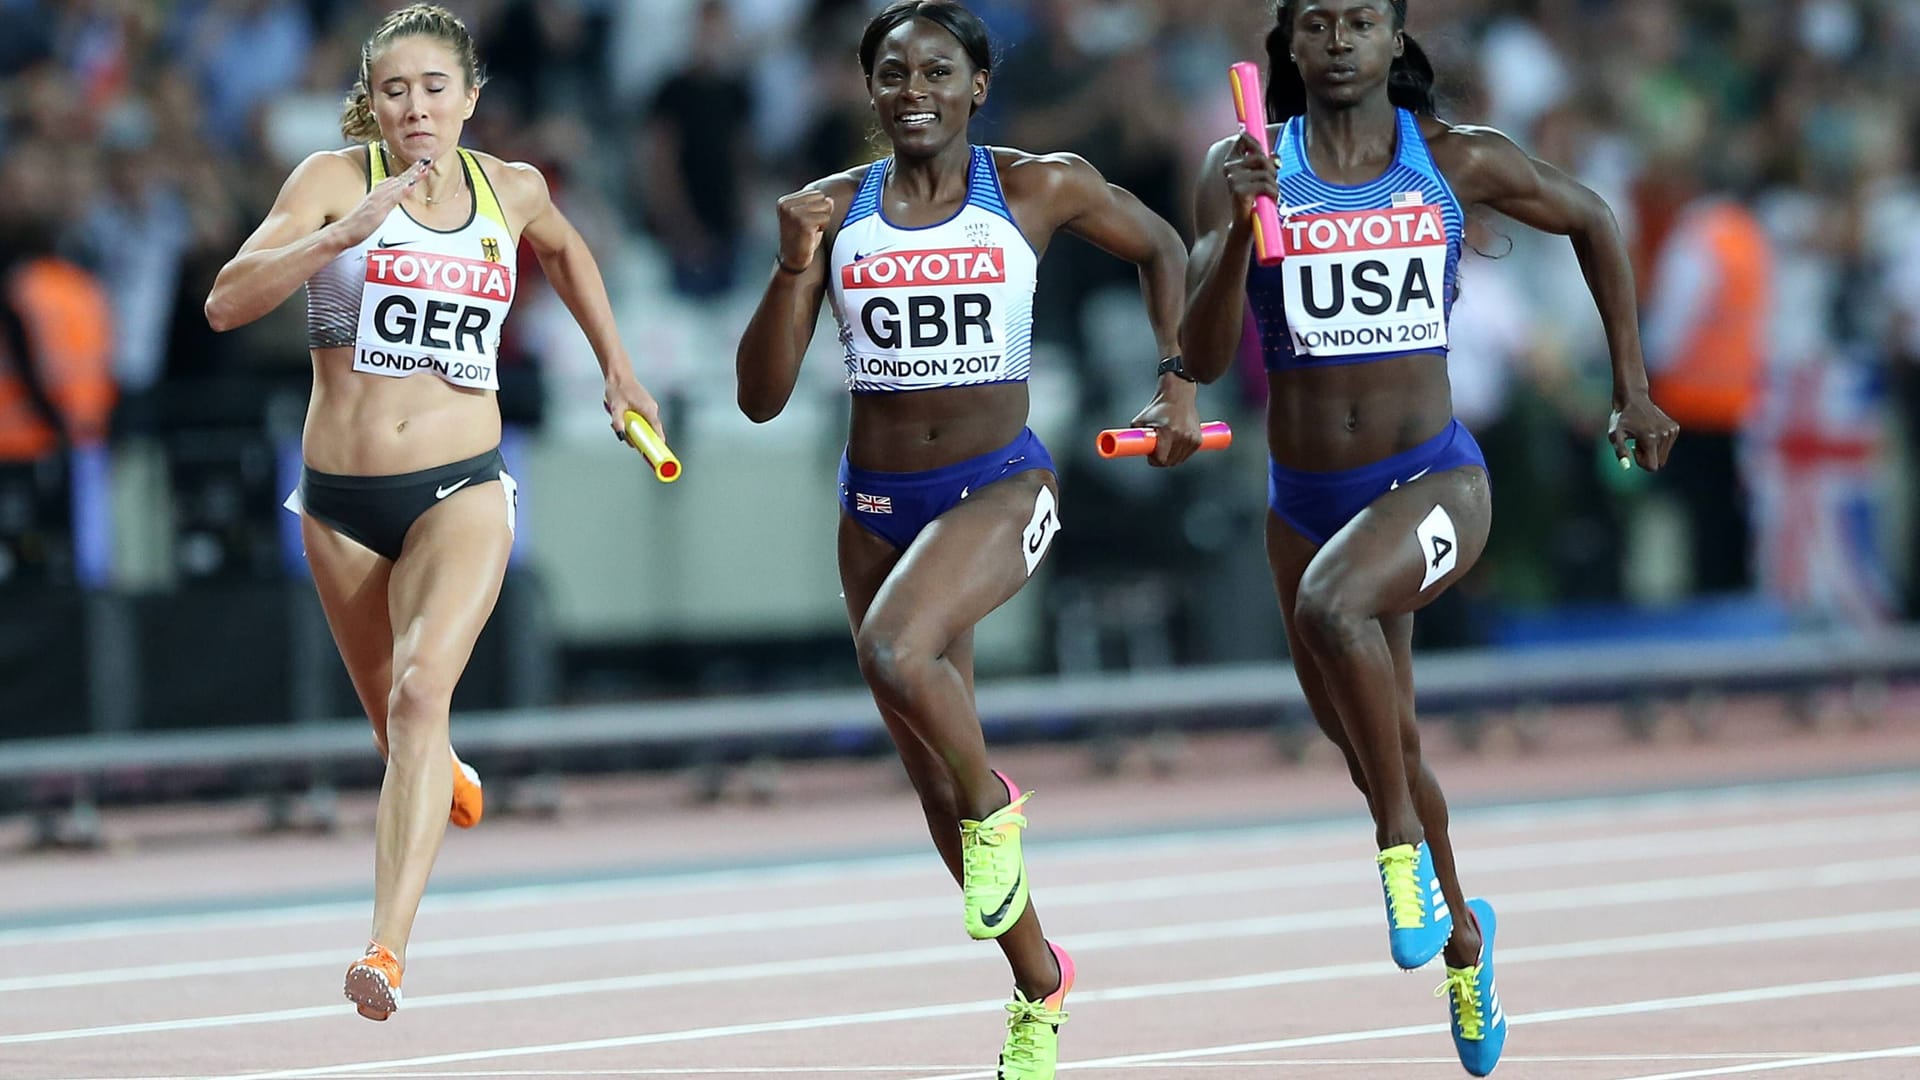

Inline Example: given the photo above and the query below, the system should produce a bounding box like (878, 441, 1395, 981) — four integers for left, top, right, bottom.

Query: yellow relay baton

(622, 410, 682, 483)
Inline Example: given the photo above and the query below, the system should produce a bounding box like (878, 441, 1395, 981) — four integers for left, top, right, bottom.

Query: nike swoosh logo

(959, 485, 971, 500)
(1389, 467, 1432, 492)
(1277, 200, 1325, 217)
(377, 238, 416, 249)
(979, 867, 1023, 929)
(435, 477, 473, 499)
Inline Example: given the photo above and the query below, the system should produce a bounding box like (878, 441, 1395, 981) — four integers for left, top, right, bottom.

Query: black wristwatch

(1157, 355, 1197, 383)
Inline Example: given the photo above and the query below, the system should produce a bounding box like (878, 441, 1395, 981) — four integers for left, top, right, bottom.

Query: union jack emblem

(1750, 355, 1892, 627)
(855, 492, 893, 514)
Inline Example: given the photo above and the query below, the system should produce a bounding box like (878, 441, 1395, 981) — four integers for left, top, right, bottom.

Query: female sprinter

(1181, 1, 1678, 1074)
(735, 2, 1196, 1075)
(204, 4, 661, 1020)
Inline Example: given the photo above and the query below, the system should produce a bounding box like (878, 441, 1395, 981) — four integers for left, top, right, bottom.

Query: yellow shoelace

(1436, 965, 1485, 1040)
(962, 793, 1032, 883)
(1377, 846, 1426, 928)
(1002, 994, 1069, 1066)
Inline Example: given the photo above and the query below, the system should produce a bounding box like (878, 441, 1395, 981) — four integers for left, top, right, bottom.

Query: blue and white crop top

(827, 146, 1038, 393)
(305, 143, 517, 390)
(1248, 109, 1464, 372)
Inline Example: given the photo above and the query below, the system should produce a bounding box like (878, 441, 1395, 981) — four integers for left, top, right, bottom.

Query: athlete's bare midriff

(302, 345, 501, 475)
(847, 381, 1030, 473)
(1267, 351, 1455, 472)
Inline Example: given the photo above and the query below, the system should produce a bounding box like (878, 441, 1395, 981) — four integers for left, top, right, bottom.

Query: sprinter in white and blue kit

(1181, 2, 1681, 1074)
(735, 3, 1195, 1076)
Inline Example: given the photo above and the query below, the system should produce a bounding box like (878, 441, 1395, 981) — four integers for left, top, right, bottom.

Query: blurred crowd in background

(6, 0, 1920, 726)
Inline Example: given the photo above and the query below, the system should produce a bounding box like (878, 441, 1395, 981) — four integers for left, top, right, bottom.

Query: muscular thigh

(859, 471, 1058, 654)
(302, 515, 395, 730)
(839, 512, 974, 783)
(1300, 465, 1492, 619)
(1268, 511, 1422, 753)
(386, 483, 514, 671)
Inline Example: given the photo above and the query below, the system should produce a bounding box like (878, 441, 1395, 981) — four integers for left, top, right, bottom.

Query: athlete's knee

(386, 658, 457, 724)
(855, 626, 931, 698)
(1293, 576, 1368, 656)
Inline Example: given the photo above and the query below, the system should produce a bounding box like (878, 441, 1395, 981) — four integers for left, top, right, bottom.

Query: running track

(3, 700, 1916, 1079)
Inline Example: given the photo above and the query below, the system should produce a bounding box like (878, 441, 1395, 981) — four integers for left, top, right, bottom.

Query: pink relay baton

(1098, 421, 1234, 460)
(1229, 62, 1285, 267)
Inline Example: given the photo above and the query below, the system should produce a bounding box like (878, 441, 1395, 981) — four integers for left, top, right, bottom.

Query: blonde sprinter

(205, 4, 661, 1019)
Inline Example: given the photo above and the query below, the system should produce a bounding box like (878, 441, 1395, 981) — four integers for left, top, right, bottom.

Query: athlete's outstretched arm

(1033, 152, 1200, 464)
(205, 152, 427, 332)
(509, 162, 660, 441)
(1447, 127, 1679, 470)
(1181, 134, 1275, 385)
(735, 179, 844, 424)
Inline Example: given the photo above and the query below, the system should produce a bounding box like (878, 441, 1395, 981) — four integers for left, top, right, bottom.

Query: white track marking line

(53, 1059, 1832, 1080)
(1610, 1044, 1920, 1079)
(52, 1071, 984, 1080)
(12, 832, 1917, 992)
(209, 970, 1920, 1080)
(7, 860, 1919, 1045)
(8, 804, 1914, 985)
(5, 781, 1911, 947)
(900, 974, 1920, 1080)
(80, 917, 1910, 1075)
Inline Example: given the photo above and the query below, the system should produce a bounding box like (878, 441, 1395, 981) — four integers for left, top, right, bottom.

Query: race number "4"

(1416, 504, 1458, 591)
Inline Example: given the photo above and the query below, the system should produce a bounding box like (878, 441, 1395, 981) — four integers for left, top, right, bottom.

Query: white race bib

(353, 248, 514, 390)
(840, 247, 1012, 390)
(1281, 204, 1449, 359)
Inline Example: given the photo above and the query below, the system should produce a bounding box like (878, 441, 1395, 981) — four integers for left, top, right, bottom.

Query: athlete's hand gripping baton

(1230, 62, 1285, 267)
(1098, 421, 1234, 460)
(622, 410, 682, 483)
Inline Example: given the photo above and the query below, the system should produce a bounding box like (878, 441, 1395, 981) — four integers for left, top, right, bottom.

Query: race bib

(353, 248, 514, 390)
(1281, 204, 1449, 359)
(1021, 484, 1060, 577)
(841, 247, 1011, 389)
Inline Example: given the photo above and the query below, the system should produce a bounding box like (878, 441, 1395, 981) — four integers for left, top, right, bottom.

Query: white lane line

(52, 1071, 983, 1080)
(126, 917, 1919, 1077)
(1611, 1044, 1920, 1079)
(4, 781, 1910, 948)
(51, 1059, 1831, 1080)
(10, 807, 1915, 991)
(7, 857, 1919, 1047)
(902, 974, 1920, 1080)
(209, 969, 1920, 1080)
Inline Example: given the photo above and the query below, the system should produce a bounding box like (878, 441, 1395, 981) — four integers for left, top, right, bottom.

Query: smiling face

(1289, 0, 1402, 107)
(867, 18, 988, 157)
(368, 35, 478, 164)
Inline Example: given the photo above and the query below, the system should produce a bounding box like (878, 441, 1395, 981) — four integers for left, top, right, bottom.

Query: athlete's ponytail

(1265, 0, 1438, 121)
(1389, 33, 1438, 116)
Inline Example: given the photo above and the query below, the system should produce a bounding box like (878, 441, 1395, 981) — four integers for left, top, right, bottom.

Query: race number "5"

(1021, 485, 1061, 577)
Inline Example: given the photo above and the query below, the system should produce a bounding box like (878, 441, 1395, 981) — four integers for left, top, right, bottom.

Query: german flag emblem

(481, 237, 501, 263)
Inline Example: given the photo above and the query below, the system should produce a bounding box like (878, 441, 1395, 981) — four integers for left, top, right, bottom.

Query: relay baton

(1229, 62, 1285, 267)
(1098, 421, 1234, 460)
(622, 410, 682, 483)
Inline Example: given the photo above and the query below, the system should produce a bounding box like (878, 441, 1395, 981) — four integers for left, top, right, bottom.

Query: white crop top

(305, 143, 517, 391)
(827, 146, 1037, 393)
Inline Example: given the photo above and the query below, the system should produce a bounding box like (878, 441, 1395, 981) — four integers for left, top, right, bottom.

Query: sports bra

(306, 143, 517, 391)
(827, 146, 1039, 393)
(1247, 109, 1464, 372)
